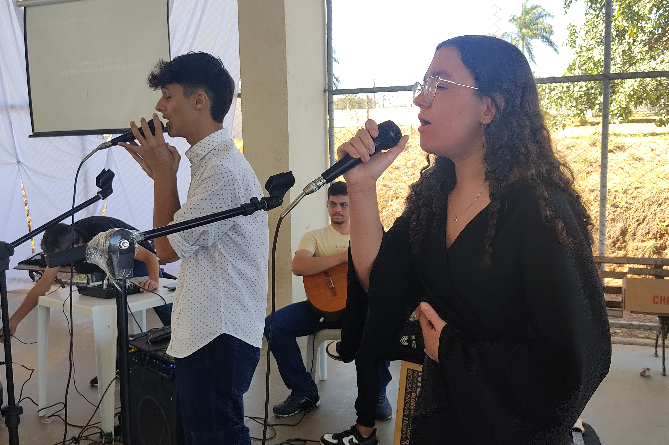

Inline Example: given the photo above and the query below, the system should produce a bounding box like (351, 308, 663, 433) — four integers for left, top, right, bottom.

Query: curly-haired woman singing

(336, 35, 611, 445)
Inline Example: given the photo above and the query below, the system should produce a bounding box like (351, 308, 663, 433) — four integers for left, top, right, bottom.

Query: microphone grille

(374, 120, 402, 151)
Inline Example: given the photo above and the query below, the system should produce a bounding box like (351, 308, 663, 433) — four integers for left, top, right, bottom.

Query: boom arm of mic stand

(141, 171, 295, 242)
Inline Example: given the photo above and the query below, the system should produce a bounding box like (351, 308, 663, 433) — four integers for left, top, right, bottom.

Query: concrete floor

(0, 287, 668, 444)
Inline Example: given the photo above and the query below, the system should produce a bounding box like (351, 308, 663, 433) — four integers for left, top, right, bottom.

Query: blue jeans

(264, 301, 391, 427)
(174, 333, 260, 445)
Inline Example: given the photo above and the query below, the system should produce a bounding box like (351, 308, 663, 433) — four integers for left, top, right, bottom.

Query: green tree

(542, 0, 669, 127)
(503, 0, 559, 63)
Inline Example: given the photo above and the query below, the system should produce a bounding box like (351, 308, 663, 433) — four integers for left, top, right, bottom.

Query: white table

(37, 278, 175, 435)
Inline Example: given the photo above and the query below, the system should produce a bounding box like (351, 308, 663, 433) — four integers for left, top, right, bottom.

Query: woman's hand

(418, 302, 446, 362)
(338, 119, 409, 189)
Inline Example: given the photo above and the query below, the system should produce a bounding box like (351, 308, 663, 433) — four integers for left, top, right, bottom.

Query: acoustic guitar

(303, 262, 347, 321)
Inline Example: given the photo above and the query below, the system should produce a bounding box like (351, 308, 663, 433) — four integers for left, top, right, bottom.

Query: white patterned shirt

(166, 128, 268, 358)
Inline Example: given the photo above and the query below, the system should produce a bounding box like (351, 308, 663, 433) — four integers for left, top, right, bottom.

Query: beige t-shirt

(297, 224, 349, 258)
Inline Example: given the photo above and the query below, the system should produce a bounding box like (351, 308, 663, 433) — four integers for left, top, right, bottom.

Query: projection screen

(24, 0, 170, 137)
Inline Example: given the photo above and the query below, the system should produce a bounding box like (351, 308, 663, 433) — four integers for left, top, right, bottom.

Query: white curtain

(0, 0, 240, 288)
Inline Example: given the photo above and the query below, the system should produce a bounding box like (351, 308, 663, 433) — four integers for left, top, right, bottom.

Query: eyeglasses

(412, 76, 479, 103)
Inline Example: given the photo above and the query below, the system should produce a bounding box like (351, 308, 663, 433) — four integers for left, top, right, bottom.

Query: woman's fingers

(418, 302, 446, 362)
(420, 302, 446, 330)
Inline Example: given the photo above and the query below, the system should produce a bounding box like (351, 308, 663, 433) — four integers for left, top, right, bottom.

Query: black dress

(341, 180, 611, 445)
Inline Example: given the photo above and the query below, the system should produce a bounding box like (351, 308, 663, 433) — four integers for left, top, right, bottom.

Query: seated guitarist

(264, 181, 392, 445)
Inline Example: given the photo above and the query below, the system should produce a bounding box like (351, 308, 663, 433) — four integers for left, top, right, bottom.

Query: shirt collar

(184, 128, 231, 165)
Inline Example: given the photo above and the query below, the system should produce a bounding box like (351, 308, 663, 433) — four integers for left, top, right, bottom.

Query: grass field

(362, 118, 669, 260)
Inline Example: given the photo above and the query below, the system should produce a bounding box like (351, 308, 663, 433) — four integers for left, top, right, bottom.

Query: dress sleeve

(433, 189, 612, 442)
(518, 189, 612, 424)
(339, 214, 426, 362)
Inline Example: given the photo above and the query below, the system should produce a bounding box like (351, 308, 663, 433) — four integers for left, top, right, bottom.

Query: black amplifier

(128, 326, 177, 445)
(129, 326, 174, 376)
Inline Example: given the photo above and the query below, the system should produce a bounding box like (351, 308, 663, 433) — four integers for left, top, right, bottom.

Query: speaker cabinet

(128, 362, 177, 445)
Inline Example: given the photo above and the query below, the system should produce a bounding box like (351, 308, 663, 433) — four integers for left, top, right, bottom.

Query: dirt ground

(612, 311, 664, 343)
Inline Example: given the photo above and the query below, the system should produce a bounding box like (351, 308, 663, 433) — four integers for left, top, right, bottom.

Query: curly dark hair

(147, 52, 236, 123)
(405, 35, 592, 265)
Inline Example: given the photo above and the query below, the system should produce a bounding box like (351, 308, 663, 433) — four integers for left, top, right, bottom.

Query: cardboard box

(393, 361, 422, 445)
(623, 277, 669, 314)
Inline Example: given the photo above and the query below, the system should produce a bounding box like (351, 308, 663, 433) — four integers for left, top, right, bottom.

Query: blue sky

(331, 0, 587, 89)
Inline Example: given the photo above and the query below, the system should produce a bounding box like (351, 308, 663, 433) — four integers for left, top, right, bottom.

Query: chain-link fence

(553, 114, 669, 258)
(327, 87, 669, 260)
(330, 90, 425, 230)
(227, 1, 669, 260)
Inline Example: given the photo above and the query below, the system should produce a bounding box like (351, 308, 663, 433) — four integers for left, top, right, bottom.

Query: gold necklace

(452, 188, 485, 223)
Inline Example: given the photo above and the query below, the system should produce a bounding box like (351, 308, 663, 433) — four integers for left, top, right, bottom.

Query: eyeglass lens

(413, 78, 437, 103)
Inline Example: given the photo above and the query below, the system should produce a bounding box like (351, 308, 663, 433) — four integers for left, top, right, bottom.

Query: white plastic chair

(305, 328, 341, 381)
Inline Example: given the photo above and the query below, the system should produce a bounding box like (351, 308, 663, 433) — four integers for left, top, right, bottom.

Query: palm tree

(502, 0, 559, 64)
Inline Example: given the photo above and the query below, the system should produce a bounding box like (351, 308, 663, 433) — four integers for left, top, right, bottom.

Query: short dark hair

(147, 52, 235, 123)
(41, 223, 81, 253)
(327, 181, 347, 197)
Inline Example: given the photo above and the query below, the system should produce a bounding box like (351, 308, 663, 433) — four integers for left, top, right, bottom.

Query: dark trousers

(355, 356, 391, 428)
(265, 301, 391, 427)
(174, 333, 260, 445)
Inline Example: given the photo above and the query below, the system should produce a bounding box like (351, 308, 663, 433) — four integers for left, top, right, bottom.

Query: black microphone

(82, 118, 166, 164)
(303, 120, 402, 195)
(99, 118, 166, 149)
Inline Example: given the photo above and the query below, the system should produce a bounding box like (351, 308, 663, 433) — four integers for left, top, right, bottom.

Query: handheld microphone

(99, 118, 166, 150)
(303, 120, 402, 195)
(82, 118, 166, 164)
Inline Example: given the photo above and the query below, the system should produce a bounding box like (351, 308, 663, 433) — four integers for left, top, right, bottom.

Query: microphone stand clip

(95, 169, 115, 200)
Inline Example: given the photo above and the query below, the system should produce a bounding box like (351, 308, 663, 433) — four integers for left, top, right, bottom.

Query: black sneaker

(375, 393, 392, 421)
(273, 393, 320, 417)
(320, 426, 379, 445)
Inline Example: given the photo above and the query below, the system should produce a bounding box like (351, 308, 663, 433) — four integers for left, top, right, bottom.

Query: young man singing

(121, 52, 268, 445)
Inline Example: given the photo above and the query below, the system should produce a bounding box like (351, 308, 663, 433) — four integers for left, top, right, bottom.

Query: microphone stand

(0, 169, 114, 445)
(46, 172, 295, 445)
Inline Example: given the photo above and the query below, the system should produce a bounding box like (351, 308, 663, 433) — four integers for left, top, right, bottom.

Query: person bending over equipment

(5, 216, 169, 342)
